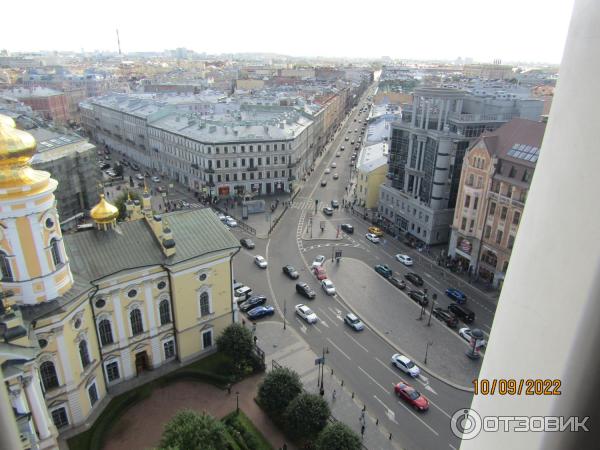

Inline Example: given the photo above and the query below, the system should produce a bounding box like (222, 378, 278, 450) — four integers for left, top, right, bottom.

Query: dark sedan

(388, 276, 406, 290)
(247, 305, 275, 320)
(341, 223, 354, 234)
(408, 290, 428, 306)
(296, 282, 316, 299)
(374, 264, 393, 278)
(432, 307, 458, 328)
(240, 238, 255, 249)
(404, 272, 424, 286)
(239, 295, 267, 312)
(282, 265, 300, 279)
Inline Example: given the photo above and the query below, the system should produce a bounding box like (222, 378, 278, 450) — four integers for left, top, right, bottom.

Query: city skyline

(3, 0, 574, 64)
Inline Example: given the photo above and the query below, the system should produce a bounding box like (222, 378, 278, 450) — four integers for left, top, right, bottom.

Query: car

(104, 155, 111, 160)
(181, 200, 190, 208)
(336, 152, 341, 157)
(135, 173, 144, 180)
(295, 304, 318, 324)
(388, 276, 406, 290)
(344, 313, 364, 331)
(131, 163, 140, 171)
(394, 382, 429, 411)
(239, 295, 267, 312)
(351, 153, 357, 160)
(333, 173, 339, 180)
(365, 233, 380, 243)
(446, 288, 467, 304)
(448, 304, 476, 323)
(233, 281, 244, 291)
(282, 265, 299, 279)
(105, 169, 116, 177)
(312, 255, 326, 268)
(404, 272, 424, 286)
(341, 223, 354, 234)
(331, 199, 339, 209)
(151, 176, 161, 182)
(247, 305, 275, 320)
(157, 186, 166, 193)
(296, 282, 316, 299)
(322, 207, 334, 216)
(225, 217, 238, 227)
(368, 226, 384, 237)
(321, 180, 327, 187)
(340, 146, 345, 151)
(99, 163, 110, 170)
(351, 141, 355, 145)
(391, 353, 420, 377)
(432, 307, 459, 328)
(374, 264, 393, 278)
(331, 162, 337, 168)
(254, 255, 268, 268)
(121, 160, 130, 167)
(395, 254, 414, 266)
(313, 266, 327, 280)
(459, 327, 487, 347)
(345, 136, 350, 140)
(240, 238, 255, 249)
(408, 290, 429, 306)
(325, 168, 331, 174)
(321, 279, 336, 295)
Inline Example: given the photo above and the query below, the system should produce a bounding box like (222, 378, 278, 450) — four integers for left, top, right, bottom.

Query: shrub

(316, 421, 361, 450)
(284, 393, 330, 441)
(257, 367, 302, 417)
(158, 410, 229, 450)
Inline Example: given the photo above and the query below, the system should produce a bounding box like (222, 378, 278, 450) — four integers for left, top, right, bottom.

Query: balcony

(288, 175, 296, 181)
(205, 167, 215, 174)
(191, 163, 199, 170)
(488, 191, 511, 205)
(247, 166, 258, 171)
(449, 112, 515, 124)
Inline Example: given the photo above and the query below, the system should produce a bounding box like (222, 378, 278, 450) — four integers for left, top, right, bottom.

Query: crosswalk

(291, 199, 316, 211)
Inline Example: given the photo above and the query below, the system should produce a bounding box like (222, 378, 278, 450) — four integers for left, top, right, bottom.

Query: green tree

(216, 323, 254, 374)
(113, 191, 141, 220)
(158, 410, 228, 450)
(113, 163, 124, 177)
(257, 367, 302, 417)
(284, 393, 330, 441)
(316, 422, 362, 450)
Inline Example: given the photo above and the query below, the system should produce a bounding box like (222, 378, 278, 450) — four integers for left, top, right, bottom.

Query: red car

(394, 382, 429, 411)
(313, 266, 327, 280)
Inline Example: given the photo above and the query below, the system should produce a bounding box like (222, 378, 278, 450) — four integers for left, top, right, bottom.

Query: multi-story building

(0, 114, 241, 449)
(463, 63, 514, 80)
(448, 118, 546, 288)
(378, 87, 542, 245)
(1, 87, 69, 123)
(355, 142, 388, 213)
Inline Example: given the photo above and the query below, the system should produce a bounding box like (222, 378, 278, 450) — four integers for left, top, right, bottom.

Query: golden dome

(0, 114, 37, 168)
(90, 194, 119, 224)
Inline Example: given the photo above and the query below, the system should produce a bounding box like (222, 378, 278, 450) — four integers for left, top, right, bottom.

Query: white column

(9, 385, 28, 414)
(0, 377, 21, 450)
(144, 283, 162, 368)
(111, 294, 133, 378)
(24, 376, 52, 440)
(54, 327, 73, 384)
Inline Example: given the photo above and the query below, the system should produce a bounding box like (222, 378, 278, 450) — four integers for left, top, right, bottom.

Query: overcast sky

(2, 0, 575, 63)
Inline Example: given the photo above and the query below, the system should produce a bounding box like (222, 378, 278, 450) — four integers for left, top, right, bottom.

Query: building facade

(1, 87, 69, 124)
(355, 142, 388, 211)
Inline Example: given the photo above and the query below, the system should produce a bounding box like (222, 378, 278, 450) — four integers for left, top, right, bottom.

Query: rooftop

(357, 141, 389, 173)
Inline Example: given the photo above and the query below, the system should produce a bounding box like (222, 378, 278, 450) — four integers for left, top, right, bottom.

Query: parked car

(254, 255, 268, 268)
(459, 327, 487, 347)
(322, 207, 334, 216)
(368, 226, 384, 237)
(331, 162, 337, 168)
(135, 173, 144, 180)
(374, 264, 393, 278)
(282, 265, 300, 279)
(325, 168, 331, 174)
(408, 290, 428, 306)
(225, 217, 238, 227)
(151, 176, 161, 182)
(395, 254, 414, 266)
(333, 173, 339, 180)
(295, 304, 318, 324)
(446, 288, 467, 304)
(247, 305, 275, 320)
(391, 353, 420, 377)
(321, 180, 327, 187)
(240, 238, 255, 249)
(239, 295, 267, 312)
(344, 313, 364, 331)
(388, 276, 406, 290)
(448, 304, 475, 324)
(336, 152, 341, 157)
(312, 255, 326, 268)
(404, 272, 424, 286)
(394, 382, 429, 411)
(341, 223, 354, 234)
(131, 163, 140, 171)
(234, 286, 253, 301)
(156, 186, 166, 193)
(321, 279, 336, 295)
(365, 233, 380, 243)
(296, 282, 316, 299)
(313, 266, 327, 280)
(331, 199, 339, 209)
(432, 307, 459, 328)
(340, 146, 345, 151)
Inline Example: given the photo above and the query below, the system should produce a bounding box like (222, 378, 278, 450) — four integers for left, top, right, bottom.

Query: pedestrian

(254, 335, 258, 344)
(242, 318, 246, 327)
(332, 389, 336, 400)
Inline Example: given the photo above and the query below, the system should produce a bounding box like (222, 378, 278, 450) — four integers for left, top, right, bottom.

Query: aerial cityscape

(1, 1, 596, 449)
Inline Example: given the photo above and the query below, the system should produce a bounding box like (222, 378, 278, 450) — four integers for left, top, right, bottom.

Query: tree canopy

(158, 410, 228, 450)
(257, 367, 303, 417)
(284, 393, 330, 441)
(316, 421, 362, 450)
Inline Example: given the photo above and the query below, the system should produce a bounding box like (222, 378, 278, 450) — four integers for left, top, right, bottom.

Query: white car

(365, 233, 380, 243)
(135, 173, 144, 180)
(336, 152, 341, 157)
(391, 353, 420, 377)
(333, 173, 339, 180)
(151, 176, 161, 182)
(321, 279, 336, 295)
(395, 254, 414, 266)
(295, 304, 318, 324)
(459, 328, 487, 348)
(312, 255, 326, 268)
(217, 213, 227, 222)
(254, 255, 268, 268)
(331, 162, 337, 168)
(225, 217, 237, 227)
(325, 168, 331, 174)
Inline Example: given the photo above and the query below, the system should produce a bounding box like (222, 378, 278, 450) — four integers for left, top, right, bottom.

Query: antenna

(116, 29, 122, 55)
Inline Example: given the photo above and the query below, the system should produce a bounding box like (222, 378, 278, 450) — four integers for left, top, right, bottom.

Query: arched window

(0, 251, 13, 281)
(130, 309, 143, 335)
(468, 174, 474, 186)
(40, 361, 59, 390)
(79, 340, 91, 368)
(159, 300, 171, 325)
(98, 320, 113, 346)
(50, 239, 62, 266)
(199, 291, 210, 317)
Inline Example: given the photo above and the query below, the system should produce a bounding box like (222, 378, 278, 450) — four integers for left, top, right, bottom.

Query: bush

(316, 422, 361, 450)
(158, 410, 229, 450)
(217, 323, 254, 375)
(284, 393, 330, 441)
(257, 367, 303, 418)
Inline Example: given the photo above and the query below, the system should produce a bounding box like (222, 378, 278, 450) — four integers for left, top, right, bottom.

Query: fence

(212, 204, 256, 235)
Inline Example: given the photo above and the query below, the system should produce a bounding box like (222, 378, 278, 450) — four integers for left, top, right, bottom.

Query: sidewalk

(254, 321, 401, 450)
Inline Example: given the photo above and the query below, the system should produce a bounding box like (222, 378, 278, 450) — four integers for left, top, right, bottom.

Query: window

(508, 235, 515, 249)
(79, 340, 91, 368)
(489, 202, 496, 215)
(508, 166, 516, 178)
(0, 252, 13, 281)
(468, 174, 474, 186)
(496, 230, 503, 244)
(513, 211, 521, 225)
(159, 300, 171, 325)
(40, 361, 59, 390)
(51, 408, 69, 429)
(522, 170, 530, 183)
(484, 225, 491, 239)
(500, 207, 508, 220)
(98, 320, 113, 346)
(461, 217, 467, 230)
(50, 239, 61, 266)
(473, 197, 479, 210)
(464, 195, 470, 208)
(106, 361, 120, 382)
(88, 383, 98, 407)
(164, 340, 175, 359)
(199, 291, 211, 317)
(202, 330, 213, 349)
(469, 220, 475, 232)
(130, 309, 143, 335)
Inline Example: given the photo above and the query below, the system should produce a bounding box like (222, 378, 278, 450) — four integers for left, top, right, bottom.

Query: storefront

(218, 185, 230, 197)
(455, 237, 473, 271)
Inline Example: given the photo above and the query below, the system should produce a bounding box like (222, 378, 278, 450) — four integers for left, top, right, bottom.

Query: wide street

(226, 84, 500, 450)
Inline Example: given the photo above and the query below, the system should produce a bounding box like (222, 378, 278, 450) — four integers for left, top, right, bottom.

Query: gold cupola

(90, 194, 119, 230)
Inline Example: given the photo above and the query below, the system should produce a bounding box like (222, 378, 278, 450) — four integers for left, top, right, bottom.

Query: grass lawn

(223, 410, 273, 450)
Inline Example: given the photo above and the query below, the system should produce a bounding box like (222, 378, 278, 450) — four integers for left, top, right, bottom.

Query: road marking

(319, 320, 329, 328)
(395, 399, 439, 436)
(358, 366, 388, 393)
(343, 332, 370, 353)
(423, 384, 438, 396)
(373, 395, 398, 424)
(428, 400, 452, 419)
(319, 309, 336, 324)
(327, 306, 343, 320)
(326, 338, 351, 360)
(375, 357, 399, 377)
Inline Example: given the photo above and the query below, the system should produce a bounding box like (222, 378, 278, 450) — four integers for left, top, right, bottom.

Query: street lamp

(424, 341, 433, 365)
(427, 293, 437, 326)
(283, 299, 287, 330)
(419, 288, 428, 320)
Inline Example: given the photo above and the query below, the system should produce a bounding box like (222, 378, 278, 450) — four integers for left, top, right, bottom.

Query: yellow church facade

(0, 114, 241, 450)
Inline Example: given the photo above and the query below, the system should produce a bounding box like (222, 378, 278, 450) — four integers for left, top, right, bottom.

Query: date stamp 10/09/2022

(472, 379, 562, 396)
